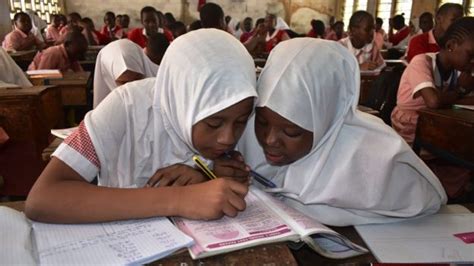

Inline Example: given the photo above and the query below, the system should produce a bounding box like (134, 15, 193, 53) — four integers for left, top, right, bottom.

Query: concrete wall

(0, 0, 13, 41)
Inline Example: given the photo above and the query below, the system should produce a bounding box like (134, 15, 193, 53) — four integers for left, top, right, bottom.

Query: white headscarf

(86, 29, 257, 187)
(0, 47, 32, 87)
(93, 39, 158, 108)
(275, 17, 290, 30)
(238, 38, 446, 226)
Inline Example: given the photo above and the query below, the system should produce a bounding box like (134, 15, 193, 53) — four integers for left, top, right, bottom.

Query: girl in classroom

(339, 11, 385, 71)
(2, 12, 45, 51)
(233, 38, 447, 226)
(25, 29, 257, 223)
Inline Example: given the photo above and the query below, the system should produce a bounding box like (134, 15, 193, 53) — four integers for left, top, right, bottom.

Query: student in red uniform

(46, 14, 61, 43)
(199, 3, 226, 30)
(128, 7, 173, 48)
(263, 14, 289, 53)
(239, 17, 253, 42)
(307, 19, 325, 38)
(241, 18, 263, 43)
(405, 3, 463, 62)
(28, 30, 88, 72)
(388, 14, 410, 48)
(82, 17, 109, 45)
(168, 21, 187, 39)
(144, 32, 170, 65)
(101, 11, 124, 41)
(2, 12, 45, 51)
(58, 12, 82, 41)
(325, 21, 346, 41)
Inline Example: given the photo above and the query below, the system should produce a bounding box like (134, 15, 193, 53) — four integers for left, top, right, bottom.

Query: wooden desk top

(0, 86, 55, 97)
(28, 72, 90, 86)
(8, 49, 37, 61)
(418, 108, 474, 123)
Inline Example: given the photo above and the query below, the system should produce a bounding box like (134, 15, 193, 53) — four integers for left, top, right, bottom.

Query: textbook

(51, 126, 78, 139)
(26, 69, 63, 79)
(0, 206, 194, 265)
(173, 187, 368, 260)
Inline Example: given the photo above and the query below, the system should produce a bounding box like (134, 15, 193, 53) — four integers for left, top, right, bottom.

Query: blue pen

(224, 151, 276, 188)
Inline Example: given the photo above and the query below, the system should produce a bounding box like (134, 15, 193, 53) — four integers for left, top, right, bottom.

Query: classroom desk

(9, 50, 37, 71)
(414, 108, 474, 169)
(359, 72, 379, 104)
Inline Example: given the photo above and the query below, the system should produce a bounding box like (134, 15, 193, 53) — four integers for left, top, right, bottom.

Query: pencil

(192, 155, 217, 180)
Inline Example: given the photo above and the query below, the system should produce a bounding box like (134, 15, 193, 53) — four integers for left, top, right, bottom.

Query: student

(241, 18, 262, 43)
(58, 12, 82, 41)
(168, 21, 187, 39)
(58, 14, 67, 30)
(235, 38, 447, 226)
(0, 47, 32, 87)
(242, 18, 266, 57)
(115, 14, 123, 28)
(100, 11, 124, 41)
(325, 21, 346, 41)
(25, 29, 257, 223)
(199, 3, 226, 30)
(2, 12, 45, 51)
(93, 39, 159, 107)
(239, 17, 253, 42)
(46, 14, 61, 42)
(189, 20, 202, 31)
(339, 11, 385, 71)
(388, 14, 410, 48)
(405, 3, 463, 62)
(81, 17, 108, 45)
(307, 19, 325, 38)
(144, 32, 170, 65)
(28, 30, 87, 72)
(121, 14, 131, 37)
(419, 12, 434, 33)
(374, 17, 387, 50)
(128, 6, 173, 48)
(263, 14, 290, 53)
(391, 17, 474, 146)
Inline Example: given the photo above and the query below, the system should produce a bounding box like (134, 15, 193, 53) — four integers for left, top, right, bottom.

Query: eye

(206, 121, 222, 129)
(283, 129, 304, 138)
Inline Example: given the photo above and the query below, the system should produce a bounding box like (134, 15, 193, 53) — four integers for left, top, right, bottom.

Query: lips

(264, 151, 284, 164)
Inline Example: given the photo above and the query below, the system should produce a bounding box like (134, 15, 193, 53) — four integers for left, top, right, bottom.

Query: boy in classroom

(128, 6, 173, 48)
(391, 17, 474, 146)
(25, 29, 257, 223)
(233, 38, 447, 226)
(28, 30, 88, 72)
(2, 12, 46, 51)
(199, 3, 226, 30)
(100, 11, 124, 41)
(406, 3, 463, 62)
(418, 12, 434, 34)
(388, 14, 410, 48)
(307, 19, 325, 38)
(81, 17, 108, 45)
(339, 11, 385, 71)
(121, 14, 131, 37)
(144, 32, 170, 65)
(46, 14, 61, 43)
(92, 39, 159, 108)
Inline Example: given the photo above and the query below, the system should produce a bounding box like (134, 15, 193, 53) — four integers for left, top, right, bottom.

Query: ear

(445, 39, 459, 52)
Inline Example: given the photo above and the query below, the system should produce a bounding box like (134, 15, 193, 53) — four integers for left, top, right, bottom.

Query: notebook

(0, 207, 194, 265)
(173, 187, 368, 260)
(454, 104, 474, 111)
(51, 127, 78, 139)
(26, 69, 63, 79)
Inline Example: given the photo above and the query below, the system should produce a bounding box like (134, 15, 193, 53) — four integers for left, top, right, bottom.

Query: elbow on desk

(424, 97, 441, 109)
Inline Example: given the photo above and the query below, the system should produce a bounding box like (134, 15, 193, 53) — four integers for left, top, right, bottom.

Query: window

(395, 0, 413, 21)
(9, 0, 62, 23)
(376, 0, 413, 32)
(469, 0, 474, 15)
(341, 0, 368, 31)
(377, 0, 393, 32)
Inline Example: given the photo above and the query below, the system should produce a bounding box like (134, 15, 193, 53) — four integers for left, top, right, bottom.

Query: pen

(193, 155, 217, 180)
(223, 151, 276, 188)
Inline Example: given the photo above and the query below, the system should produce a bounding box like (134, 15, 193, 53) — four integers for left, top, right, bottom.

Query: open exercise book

(173, 187, 368, 260)
(0, 207, 194, 265)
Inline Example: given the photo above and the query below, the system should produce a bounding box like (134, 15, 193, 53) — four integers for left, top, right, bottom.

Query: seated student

(307, 19, 325, 38)
(2, 12, 45, 51)
(391, 17, 474, 146)
(58, 12, 82, 42)
(58, 14, 67, 31)
(189, 20, 202, 31)
(239, 17, 253, 42)
(93, 39, 159, 107)
(25, 29, 257, 223)
(406, 3, 463, 62)
(374, 17, 387, 50)
(388, 14, 410, 48)
(168, 21, 187, 39)
(28, 30, 88, 72)
(418, 12, 434, 34)
(128, 6, 173, 48)
(81, 17, 108, 45)
(121, 14, 131, 37)
(325, 21, 346, 41)
(234, 39, 447, 226)
(339, 11, 385, 71)
(241, 18, 262, 43)
(242, 19, 266, 57)
(46, 14, 61, 43)
(199, 3, 226, 30)
(144, 33, 170, 65)
(263, 14, 290, 53)
(0, 47, 32, 87)
(100, 11, 124, 41)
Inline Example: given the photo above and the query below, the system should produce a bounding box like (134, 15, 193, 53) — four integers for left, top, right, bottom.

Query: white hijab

(239, 38, 447, 226)
(86, 29, 257, 187)
(92, 39, 158, 108)
(0, 48, 32, 87)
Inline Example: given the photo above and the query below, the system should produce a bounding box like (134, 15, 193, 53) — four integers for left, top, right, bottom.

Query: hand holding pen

(213, 150, 251, 183)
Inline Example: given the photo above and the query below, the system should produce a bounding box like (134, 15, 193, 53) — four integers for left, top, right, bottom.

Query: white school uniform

(238, 38, 447, 226)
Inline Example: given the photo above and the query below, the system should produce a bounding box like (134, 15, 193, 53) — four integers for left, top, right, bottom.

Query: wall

(0, 0, 13, 41)
(411, 0, 437, 19)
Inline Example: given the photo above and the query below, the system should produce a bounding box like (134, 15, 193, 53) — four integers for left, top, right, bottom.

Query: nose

(217, 125, 237, 146)
(264, 126, 279, 147)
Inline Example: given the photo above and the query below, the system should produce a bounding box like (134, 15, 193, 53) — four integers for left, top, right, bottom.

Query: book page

(173, 190, 298, 259)
(33, 216, 193, 265)
(0, 207, 37, 264)
(51, 127, 78, 139)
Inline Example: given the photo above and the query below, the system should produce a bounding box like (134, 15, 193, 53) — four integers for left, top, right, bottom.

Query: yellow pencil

(192, 155, 217, 180)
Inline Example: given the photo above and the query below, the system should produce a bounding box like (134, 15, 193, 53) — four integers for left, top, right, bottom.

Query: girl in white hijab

(26, 29, 258, 224)
(0, 47, 32, 87)
(92, 39, 159, 108)
(238, 38, 447, 226)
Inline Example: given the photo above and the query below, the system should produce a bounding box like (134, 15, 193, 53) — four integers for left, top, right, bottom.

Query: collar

(428, 30, 437, 45)
(428, 53, 457, 90)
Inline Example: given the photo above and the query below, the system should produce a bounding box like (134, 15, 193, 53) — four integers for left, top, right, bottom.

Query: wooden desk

(9, 50, 37, 71)
(0, 86, 63, 196)
(360, 73, 379, 104)
(414, 108, 474, 169)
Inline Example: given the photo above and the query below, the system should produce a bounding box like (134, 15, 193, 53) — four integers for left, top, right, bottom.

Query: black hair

(104, 11, 115, 19)
(349, 10, 373, 29)
(189, 20, 202, 31)
(312, 20, 325, 36)
(392, 14, 405, 26)
(439, 17, 474, 49)
(436, 3, 464, 16)
(147, 32, 170, 56)
(13, 12, 29, 22)
(376, 17, 383, 26)
(82, 17, 93, 24)
(255, 18, 264, 27)
(199, 3, 224, 28)
(64, 29, 87, 47)
(165, 12, 176, 24)
(69, 12, 81, 21)
(419, 12, 433, 21)
(333, 21, 344, 28)
(140, 6, 157, 19)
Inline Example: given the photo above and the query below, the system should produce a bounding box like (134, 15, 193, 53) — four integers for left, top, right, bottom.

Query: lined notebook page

(33, 217, 194, 265)
(0, 207, 37, 264)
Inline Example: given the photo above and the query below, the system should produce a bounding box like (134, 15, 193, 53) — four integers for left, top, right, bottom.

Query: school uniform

(100, 25, 124, 40)
(93, 39, 159, 108)
(46, 25, 61, 42)
(389, 26, 410, 47)
(339, 37, 385, 67)
(127, 28, 174, 48)
(52, 29, 257, 187)
(391, 53, 456, 145)
(374, 29, 387, 50)
(265, 29, 287, 53)
(28, 44, 83, 72)
(238, 39, 446, 226)
(0, 47, 32, 86)
(240, 31, 253, 43)
(325, 30, 347, 41)
(405, 30, 439, 62)
(2, 29, 44, 51)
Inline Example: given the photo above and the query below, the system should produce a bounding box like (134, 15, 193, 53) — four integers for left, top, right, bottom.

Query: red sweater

(406, 30, 439, 62)
(389, 26, 410, 46)
(128, 28, 174, 48)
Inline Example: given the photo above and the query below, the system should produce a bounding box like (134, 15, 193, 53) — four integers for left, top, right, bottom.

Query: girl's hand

(146, 164, 207, 187)
(213, 151, 250, 183)
(177, 178, 249, 219)
(360, 61, 378, 71)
